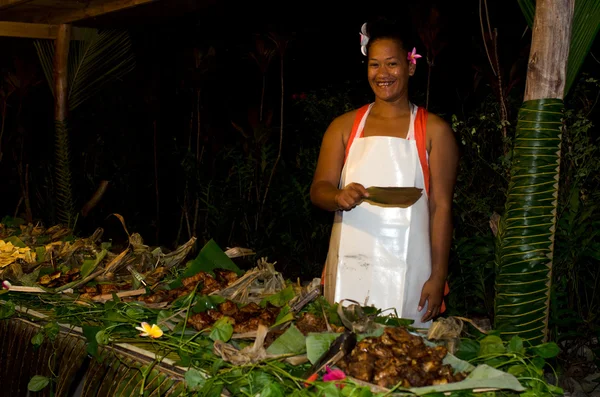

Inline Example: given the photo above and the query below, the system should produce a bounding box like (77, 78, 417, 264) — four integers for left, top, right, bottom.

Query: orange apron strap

(344, 104, 371, 164)
(414, 107, 430, 196)
(415, 106, 450, 314)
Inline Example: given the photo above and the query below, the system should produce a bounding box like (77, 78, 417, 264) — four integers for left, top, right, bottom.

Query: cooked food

(336, 326, 467, 388)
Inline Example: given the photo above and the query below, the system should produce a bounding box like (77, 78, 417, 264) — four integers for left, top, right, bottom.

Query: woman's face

(367, 38, 415, 102)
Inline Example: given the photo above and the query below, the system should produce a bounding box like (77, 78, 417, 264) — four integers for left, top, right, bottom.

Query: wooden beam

(46, 0, 158, 24)
(0, 21, 95, 40)
(0, 0, 32, 11)
(0, 21, 56, 39)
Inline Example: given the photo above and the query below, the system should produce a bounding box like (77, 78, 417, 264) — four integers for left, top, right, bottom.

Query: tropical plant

(494, 0, 600, 345)
(34, 29, 136, 227)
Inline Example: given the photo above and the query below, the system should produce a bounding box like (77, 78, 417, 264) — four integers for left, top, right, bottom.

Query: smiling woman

(310, 16, 459, 329)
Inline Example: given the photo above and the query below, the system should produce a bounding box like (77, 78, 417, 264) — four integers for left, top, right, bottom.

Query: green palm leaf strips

(34, 30, 135, 226)
(494, 99, 563, 345)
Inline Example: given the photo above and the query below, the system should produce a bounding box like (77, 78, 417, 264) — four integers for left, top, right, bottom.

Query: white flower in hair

(360, 23, 369, 56)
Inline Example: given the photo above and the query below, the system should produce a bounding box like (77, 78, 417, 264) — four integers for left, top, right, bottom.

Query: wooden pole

(523, 0, 575, 101)
(53, 24, 71, 121)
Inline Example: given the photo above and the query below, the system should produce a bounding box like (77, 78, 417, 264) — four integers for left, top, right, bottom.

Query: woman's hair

(365, 16, 416, 55)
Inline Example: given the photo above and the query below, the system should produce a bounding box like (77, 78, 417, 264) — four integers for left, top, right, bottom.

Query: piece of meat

(143, 290, 168, 303)
(188, 312, 214, 331)
(233, 317, 260, 333)
(218, 301, 239, 317)
(98, 284, 119, 295)
(347, 361, 374, 382)
(214, 269, 239, 286)
(295, 312, 328, 335)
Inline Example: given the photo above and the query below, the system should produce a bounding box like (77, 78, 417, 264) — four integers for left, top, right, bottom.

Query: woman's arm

(419, 113, 459, 322)
(310, 112, 369, 211)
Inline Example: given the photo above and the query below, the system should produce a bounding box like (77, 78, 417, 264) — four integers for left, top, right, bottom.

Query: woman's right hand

(335, 183, 369, 211)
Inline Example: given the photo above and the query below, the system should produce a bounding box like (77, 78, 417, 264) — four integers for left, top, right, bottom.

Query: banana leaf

(494, 99, 563, 344)
(518, 0, 600, 95)
(365, 186, 423, 207)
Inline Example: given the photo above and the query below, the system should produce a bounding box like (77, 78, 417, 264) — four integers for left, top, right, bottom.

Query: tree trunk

(524, 0, 574, 100)
(54, 25, 70, 121)
(494, 0, 574, 345)
(53, 24, 75, 227)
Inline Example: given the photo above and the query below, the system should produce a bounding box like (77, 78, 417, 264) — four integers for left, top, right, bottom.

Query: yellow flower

(135, 322, 163, 338)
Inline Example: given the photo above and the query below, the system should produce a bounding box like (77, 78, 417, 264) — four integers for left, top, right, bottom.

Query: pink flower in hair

(407, 47, 422, 64)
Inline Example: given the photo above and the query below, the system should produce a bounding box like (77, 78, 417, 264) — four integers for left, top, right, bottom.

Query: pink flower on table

(323, 366, 346, 384)
(407, 47, 422, 65)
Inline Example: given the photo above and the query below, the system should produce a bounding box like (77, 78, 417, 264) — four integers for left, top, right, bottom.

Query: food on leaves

(336, 326, 467, 388)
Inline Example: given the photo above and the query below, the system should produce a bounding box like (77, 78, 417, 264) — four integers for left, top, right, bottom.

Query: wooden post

(53, 24, 71, 121)
(524, 0, 575, 101)
(52, 23, 75, 226)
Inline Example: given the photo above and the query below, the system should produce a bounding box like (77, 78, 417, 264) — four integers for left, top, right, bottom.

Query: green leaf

(306, 332, 341, 365)
(507, 364, 528, 376)
(209, 316, 234, 342)
(80, 249, 107, 278)
(260, 285, 295, 308)
(408, 364, 525, 395)
(95, 330, 110, 345)
(342, 386, 375, 397)
(531, 342, 560, 358)
(1, 216, 25, 227)
(266, 324, 306, 355)
(5, 235, 26, 248)
(43, 321, 60, 341)
(479, 335, 506, 356)
(508, 336, 525, 353)
(31, 332, 45, 347)
(317, 382, 343, 397)
(193, 295, 226, 313)
(455, 338, 480, 361)
(374, 316, 414, 327)
(170, 239, 242, 288)
(81, 325, 101, 359)
(125, 306, 146, 320)
(494, 99, 563, 344)
(35, 246, 46, 263)
(28, 375, 50, 392)
(184, 368, 206, 391)
(259, 382, 285, 397)
(0, 301, 15, 319)
(271, 305, 295, 328)
(565, 0, 600, 95)
(517, 0, 535, 28)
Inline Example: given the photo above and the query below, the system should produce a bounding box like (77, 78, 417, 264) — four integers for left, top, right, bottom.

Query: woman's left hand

(418, 278, 445, 322)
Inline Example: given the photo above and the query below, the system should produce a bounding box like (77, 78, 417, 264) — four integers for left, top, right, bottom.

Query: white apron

(324, 103, 432, 328)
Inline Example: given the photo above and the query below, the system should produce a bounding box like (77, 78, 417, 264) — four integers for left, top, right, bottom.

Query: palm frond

(565, 0, 600, 94)
(494, 98, 563, 345)
(34, 29, 136, 111)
